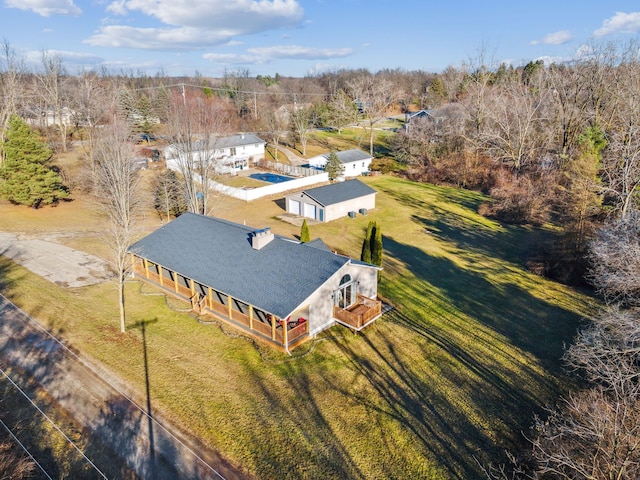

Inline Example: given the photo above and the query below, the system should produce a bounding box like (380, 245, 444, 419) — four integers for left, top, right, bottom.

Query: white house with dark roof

(165, 133, 266, 174)
(307, 149, 373, 177)
(129, 213, 382, 351)
(284, 179, 377, 222)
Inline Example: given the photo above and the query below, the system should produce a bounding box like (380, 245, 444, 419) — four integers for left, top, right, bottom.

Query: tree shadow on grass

(383, 235, 589, 368)
(238, 364, 368, 480)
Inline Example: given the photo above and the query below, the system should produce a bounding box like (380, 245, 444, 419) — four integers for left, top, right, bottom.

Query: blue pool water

(249, 173, 295, 183)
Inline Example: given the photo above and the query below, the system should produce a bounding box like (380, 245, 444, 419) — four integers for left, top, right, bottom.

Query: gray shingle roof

(302, 179, 377, 207)
(173, 133, 265, 152)
(129, 213, 350, 319)
(322, 148, 372, 164)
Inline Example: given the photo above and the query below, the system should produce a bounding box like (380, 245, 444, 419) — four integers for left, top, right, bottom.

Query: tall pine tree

(325, 150, 344, 181)
(361, 220, 375, 263)
(371, 222, 383, 269)
(0, 115, 68, 208)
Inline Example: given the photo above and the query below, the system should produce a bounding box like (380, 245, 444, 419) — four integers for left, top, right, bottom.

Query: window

(230, 147, 236, 156)
(334, 274, 356, 309)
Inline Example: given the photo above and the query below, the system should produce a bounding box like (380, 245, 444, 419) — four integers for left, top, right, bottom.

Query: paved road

(0, 294, 246, 480)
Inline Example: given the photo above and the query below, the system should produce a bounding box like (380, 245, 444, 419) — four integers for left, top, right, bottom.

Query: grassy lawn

(0, 175, 597, 479)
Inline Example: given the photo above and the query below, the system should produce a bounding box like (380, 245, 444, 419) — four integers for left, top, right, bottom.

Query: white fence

(210, 172, 330, 201)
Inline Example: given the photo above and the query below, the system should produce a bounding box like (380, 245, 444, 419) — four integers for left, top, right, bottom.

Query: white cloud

(24, 49, 104, 70)
(594, 11, 640, 37)
(4, 0, 81, 16)
(90, 0, 304, 50)
(202, 45, 353, 66)
(202, 52, 254, 65)
(530, 30, 572, 45)
(85, 25, 239, 50)
(247, 45, 353, 60)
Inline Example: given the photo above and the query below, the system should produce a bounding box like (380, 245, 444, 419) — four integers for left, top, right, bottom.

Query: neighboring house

(275, 102, 313, 124)
(307, 149, 373, 177)
(129, 213, 383, 351)
(404, 109, 435, 132)
(22, 106, 76, 128)
(285, 179, 377, 222)
(164, 133, 266, 174)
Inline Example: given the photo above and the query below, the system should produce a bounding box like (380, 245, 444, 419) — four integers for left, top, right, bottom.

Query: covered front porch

(131, 255, 310, 351)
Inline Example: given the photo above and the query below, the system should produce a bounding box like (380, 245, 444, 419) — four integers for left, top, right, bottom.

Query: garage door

(289, 199, 301, 215)
(304, 203, 317, 219)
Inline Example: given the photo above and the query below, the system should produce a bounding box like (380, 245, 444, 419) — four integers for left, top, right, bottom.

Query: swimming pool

(249, 172, 295, 183)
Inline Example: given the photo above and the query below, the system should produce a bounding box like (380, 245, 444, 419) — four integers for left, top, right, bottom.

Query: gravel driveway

(0, 232, 111, 287)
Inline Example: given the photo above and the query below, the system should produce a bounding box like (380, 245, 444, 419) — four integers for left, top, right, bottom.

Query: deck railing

(333, 294, 382, 330)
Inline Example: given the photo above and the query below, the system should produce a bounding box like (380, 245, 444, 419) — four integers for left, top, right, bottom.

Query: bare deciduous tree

(39, 51, 70, 152)
(289, 104, 313, 155)
(165, 92, 230, 215)
(68, 72, 118, 170)
(479, 76, 549, 174)
(588, 211, 640, 305)
(326, 89, 358, 134)
(0, 40, 26, 146)
(532, 307, 640, 479)
(93, 119, 143, 333)
(260, 108, 288, 162)
(347, 73, 399, 155)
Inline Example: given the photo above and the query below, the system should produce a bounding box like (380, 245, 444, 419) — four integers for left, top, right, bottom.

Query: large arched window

(334, 274, 356, 309)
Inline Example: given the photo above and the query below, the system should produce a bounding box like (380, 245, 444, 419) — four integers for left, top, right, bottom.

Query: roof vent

(251, 227, 274, 250)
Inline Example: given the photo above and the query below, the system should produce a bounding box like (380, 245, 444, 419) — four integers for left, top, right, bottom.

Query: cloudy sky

(2, 0, 640, 77)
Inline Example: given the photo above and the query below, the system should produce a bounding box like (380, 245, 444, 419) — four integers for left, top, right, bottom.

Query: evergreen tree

(325, 151, 344, 181)
(371, 222, 383, 276)
(0, 115, 68, 208)
(154, 169, 187, 222)
(361, 220, 375, 263)
(300, 219, 311, 243)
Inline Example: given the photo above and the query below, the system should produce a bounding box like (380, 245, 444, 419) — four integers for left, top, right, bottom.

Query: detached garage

(285, 179, 377, 223)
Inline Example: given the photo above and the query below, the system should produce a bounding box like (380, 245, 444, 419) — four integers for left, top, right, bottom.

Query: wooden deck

(333, 294, 383, 331)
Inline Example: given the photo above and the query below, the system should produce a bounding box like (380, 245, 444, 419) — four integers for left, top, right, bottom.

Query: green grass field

(0, 174, 597, 479)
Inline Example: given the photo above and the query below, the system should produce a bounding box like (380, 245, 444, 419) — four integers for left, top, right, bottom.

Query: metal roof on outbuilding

(301, 179, 377, 207)
(322, 148, 372, 164)
(129, 213, 352, 319)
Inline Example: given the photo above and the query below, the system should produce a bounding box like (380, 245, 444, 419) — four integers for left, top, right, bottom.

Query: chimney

(251, 227, 274, 250)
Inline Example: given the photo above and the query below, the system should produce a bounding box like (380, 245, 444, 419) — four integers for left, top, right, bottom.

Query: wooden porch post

(249, 305, 254, 330)
(283, 318, 288, 347)
(208, 287, 213, 310)
(158, 265, 164, 287)
(228, 295, 233, 320)
(143, 258, 149, 279)
(174, 272, 179, 293)
(270, 315, 276, 340)
(190, 279, 195, 296)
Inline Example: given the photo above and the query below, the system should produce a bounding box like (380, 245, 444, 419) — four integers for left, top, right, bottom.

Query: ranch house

(129, 213, 383, 352)
(285, 179, 377, 222)
(164, 133, 266, 174)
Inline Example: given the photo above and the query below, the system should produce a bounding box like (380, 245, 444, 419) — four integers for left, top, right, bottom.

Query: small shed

(285, 179, 377, 222)
(307, 149, 373, 177)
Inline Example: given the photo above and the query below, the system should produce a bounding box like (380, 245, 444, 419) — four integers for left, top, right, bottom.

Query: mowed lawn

(0, 175, 597, 479)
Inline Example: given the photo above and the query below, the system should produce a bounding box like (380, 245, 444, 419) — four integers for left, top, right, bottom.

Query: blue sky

(2, 0, 640, 77)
